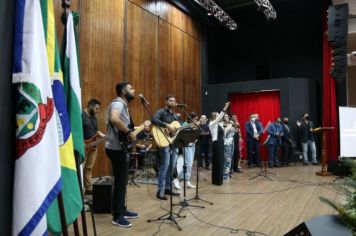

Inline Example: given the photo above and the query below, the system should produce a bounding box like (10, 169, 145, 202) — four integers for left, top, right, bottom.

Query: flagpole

(57, 193, 69, 236)
(75, 152, 89, 236)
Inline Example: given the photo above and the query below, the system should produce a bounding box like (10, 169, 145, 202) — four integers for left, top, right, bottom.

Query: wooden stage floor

(78, 164, 343, 236)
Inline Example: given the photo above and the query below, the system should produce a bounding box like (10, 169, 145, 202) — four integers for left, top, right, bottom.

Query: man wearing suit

(300, 113, 318, 165)
(281, 117, 292, 166)
(245, 114, 263, 168)
(266, 117, 284, 167)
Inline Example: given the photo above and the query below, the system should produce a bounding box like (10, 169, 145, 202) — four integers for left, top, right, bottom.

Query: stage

(78, 164, 342, 236)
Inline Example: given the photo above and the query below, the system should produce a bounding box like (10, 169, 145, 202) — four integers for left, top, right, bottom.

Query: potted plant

(319, 159, 356, 234)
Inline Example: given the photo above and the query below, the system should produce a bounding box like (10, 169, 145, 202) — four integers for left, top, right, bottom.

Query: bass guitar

(84, 134, 106, 156)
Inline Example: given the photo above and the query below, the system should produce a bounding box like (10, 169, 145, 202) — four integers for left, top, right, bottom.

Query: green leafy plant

(319, 159, 356, 234)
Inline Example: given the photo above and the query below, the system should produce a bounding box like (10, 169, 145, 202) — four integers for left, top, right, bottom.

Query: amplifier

(92, 177, 113, 214)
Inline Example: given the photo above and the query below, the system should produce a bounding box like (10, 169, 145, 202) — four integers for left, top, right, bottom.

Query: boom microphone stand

(139, 97, 186, 231)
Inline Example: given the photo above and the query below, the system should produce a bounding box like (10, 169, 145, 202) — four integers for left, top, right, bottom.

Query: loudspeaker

(284, 215, 352, 236)
(92, 177, 113, 213)
(328, 4, 349, 42)
(328, 159, 352, 177)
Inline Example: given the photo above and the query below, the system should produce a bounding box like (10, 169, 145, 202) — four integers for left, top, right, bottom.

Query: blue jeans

(157, 146, 178, 194)
(302, 141, 317, 163)
(178, 145, 195, 181)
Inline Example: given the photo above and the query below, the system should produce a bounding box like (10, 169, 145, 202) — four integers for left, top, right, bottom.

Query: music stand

(172, 126, 205, 214)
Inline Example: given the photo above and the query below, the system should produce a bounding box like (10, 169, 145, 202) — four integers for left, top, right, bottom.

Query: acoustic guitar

(151, 121, 198, 148)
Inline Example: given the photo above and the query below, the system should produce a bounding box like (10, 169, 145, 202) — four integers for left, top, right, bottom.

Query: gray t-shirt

(105, 97, 131, 150)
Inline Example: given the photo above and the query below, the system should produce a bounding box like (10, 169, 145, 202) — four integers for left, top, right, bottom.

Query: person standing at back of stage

(199, 114, 212, 170)
(152, 95, 180, 200)
(300, 113, 318, 165)
(209, 102, 230, 186)
(245, 114, 263, 168)
(82, 98, 106, 195)
(221, 114, 236, 180)
(266, 117, 284, 168)
(231, 114, 242, 173)
(105, 82, 139, 228)
(281, 117, 293, 166)
(177, 112, 198, 189)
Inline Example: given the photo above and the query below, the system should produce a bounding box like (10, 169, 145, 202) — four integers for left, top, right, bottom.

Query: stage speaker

(328, 159, 352, 177)
(284, 215, 352, 236)
(327, 4, 348, 43)
(93, 177, 113, 214)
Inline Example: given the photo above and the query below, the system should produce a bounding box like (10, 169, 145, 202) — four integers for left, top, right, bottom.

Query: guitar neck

(88, 137, 106, 147)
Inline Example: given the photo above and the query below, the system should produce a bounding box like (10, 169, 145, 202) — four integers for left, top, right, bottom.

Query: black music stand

(172, 127, 204, 214)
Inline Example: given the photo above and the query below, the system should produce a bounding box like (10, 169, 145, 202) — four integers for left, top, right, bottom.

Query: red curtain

(322, 2, 339, 161)
(229, 91, 281, 161)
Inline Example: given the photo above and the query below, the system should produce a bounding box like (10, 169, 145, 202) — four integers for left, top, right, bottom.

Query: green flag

(40, 0, 83, 233)
(61, 11, 85, 161)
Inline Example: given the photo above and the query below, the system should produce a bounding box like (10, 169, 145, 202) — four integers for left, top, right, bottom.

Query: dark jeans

(247, 140, 260, 167)
(268, 144, 280, 166)
(200, 142, 212, 168)
(106, 148, 128, 219)
(281, 143, 292, 165)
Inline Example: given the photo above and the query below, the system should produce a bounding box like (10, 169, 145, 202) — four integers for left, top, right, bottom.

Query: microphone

(138, 94, 150, 105)
(175, 103, 187, 108)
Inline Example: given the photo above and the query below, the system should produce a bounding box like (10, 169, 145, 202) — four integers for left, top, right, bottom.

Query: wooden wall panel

(53, 0, 201, 177)
(125, 1, 159, 124)
(183, 34, 201, 115)
(129, 0, 157, 15)
(156, 0, 200, 39)
(158, 19, 184, 107)
(80, 0, 126, 177)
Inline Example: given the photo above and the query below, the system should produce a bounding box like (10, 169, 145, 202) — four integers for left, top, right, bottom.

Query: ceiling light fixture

(193, 0, 237, 30)
(254, 0, 277, 20)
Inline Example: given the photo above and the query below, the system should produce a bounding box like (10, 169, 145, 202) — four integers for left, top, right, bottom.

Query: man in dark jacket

(281, 117, 292, 166)
(300, 113, 318, 165)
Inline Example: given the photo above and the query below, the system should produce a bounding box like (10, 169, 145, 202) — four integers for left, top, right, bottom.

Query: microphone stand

(140, 100, 186, 231)
(173, 108, 205, 214)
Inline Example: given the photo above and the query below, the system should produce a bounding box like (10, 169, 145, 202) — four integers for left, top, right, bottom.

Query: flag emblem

(15, 83, 54, 159)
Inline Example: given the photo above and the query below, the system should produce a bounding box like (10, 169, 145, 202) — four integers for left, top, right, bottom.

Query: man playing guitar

(82, 98, 105, 195)
(105, 82, 149, 228)
(152, 95, 180, 200)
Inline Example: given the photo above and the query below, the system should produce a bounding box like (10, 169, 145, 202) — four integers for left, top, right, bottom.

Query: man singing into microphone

(152, 95, 180, 200)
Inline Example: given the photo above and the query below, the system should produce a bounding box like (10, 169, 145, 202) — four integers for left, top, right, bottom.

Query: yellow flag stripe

(59, 133, 77, 171)
(46, 0, 55, 75)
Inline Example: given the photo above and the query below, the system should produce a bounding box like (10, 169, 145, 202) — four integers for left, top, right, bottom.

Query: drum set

(128, 138, 159, 186)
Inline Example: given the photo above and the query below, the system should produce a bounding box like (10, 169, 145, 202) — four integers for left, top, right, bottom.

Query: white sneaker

(173, 178, 181, 190)
(186, 181, 196, 189)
